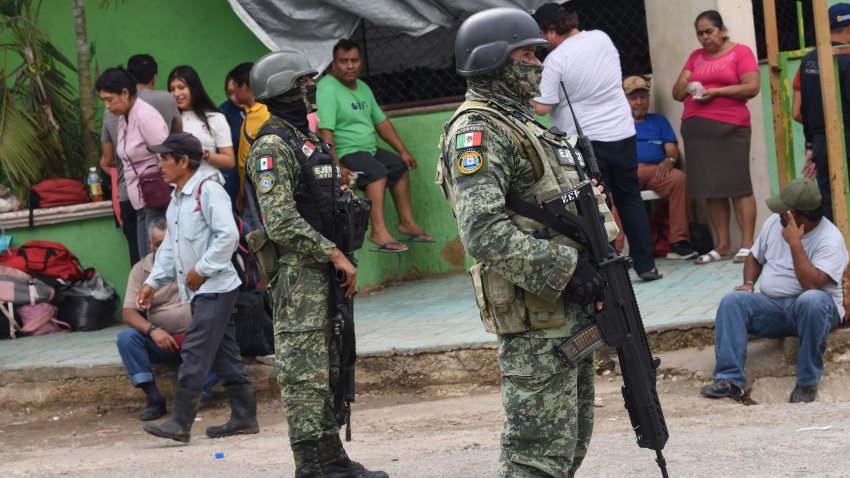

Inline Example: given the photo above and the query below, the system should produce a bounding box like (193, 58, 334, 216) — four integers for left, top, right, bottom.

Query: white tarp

(228, 0, 557, 72)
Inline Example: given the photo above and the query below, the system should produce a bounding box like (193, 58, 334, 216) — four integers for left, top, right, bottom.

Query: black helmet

(455, 8, 548, 77)
(250, 50, 318, 101)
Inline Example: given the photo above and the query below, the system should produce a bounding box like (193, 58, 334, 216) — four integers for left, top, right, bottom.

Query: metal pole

(812, 0, 850, 244)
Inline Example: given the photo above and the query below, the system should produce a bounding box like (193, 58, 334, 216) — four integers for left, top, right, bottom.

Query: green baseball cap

(765, 178, 822, 214)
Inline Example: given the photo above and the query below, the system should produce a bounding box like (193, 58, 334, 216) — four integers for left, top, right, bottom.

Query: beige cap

(623, 76, 650, 95)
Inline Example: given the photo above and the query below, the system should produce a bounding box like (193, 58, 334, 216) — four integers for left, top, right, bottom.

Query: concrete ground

(0, 257, 754, 408)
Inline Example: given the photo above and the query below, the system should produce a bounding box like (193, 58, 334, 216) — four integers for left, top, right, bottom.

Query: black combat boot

(205, 383, 260, 438)
(142, 387, 201, 443)
(292, 441, 328, 478)
(320, 435, 389, 478)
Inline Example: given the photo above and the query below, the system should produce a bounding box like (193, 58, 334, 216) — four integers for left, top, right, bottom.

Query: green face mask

(497, 58, 544, 103)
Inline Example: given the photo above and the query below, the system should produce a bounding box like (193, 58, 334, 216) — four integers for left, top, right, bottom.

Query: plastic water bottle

(86, 166, 103, 202)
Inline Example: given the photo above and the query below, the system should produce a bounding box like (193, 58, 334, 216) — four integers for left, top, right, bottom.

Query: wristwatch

(665, 157, 677, 165)
(146, 324, 159, 336)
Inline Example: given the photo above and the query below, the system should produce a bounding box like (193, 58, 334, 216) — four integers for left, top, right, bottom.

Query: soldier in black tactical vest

(244, 50, 386, 478)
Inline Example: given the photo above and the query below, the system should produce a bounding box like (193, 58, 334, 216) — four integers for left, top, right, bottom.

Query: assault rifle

(507, 82, 669, 477)
(329, 190, 371, 442)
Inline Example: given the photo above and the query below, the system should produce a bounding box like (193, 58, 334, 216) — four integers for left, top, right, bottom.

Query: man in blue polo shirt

(625, 75, 698, 260)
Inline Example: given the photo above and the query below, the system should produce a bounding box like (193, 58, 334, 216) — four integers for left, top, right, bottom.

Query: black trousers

(591, 136, 656, 274)
(119, 200, 140, 266)
(177, 289, 249, 391)
(811, 132, 850, 222)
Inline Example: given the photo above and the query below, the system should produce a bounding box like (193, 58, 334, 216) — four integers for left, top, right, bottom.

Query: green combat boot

(142, 387, 201, 443)
(320, 435, 389, 478)
(205, 383, 260, 438)
(292, 441, 328, 478)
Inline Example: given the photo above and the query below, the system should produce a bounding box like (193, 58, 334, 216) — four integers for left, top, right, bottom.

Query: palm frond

(0, 86, 51, 190)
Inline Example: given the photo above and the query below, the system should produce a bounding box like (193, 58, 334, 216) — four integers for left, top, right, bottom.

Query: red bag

(29, 179, 90, 227)
(30, 178, 89, 208)
(0, 241, 93, 282)
(649, 202, 672, 258)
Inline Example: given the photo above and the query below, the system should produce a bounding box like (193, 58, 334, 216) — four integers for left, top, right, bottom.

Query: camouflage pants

(271, 264, 340, 444)
(497, 334, 595, 478)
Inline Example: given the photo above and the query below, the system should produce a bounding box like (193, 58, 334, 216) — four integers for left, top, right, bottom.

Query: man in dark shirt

(796, 3, 850, 221)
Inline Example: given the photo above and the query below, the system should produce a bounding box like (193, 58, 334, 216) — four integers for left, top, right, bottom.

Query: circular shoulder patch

(457, 149, 483, 175)
(257, 171, 277, 194)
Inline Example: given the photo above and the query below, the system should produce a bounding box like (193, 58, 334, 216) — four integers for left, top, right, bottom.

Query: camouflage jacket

(245, 116, 335, 266)
(442, 102, 580, 305)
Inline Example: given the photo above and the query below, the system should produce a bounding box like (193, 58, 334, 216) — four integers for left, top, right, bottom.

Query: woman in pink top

(673, 10, 760, 265)
(97, 67, 169, 260)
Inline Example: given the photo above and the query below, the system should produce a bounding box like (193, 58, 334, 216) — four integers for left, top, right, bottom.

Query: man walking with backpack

(137, 132, 258, 442)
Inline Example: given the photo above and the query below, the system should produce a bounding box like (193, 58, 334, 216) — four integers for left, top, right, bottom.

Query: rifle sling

(504, 194, 584, 244)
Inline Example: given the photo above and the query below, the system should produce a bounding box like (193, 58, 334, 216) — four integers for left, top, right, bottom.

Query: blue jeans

(116, 328, 218, 398)
(713, 290, 840, 389)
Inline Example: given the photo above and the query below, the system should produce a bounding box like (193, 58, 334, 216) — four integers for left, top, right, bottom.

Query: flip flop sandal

(369, 241, 408, 253)
(733, 248, 751, 263)
(401, 231, 435, 243)
(694, 249, 731, 265)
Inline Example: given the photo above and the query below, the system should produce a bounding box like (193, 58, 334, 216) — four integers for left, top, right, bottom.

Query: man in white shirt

(701, 179, 848, 404)
(531, 2, 661, 281)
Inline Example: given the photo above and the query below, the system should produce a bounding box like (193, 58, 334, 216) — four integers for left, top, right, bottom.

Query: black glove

(563, 258, 606, 306)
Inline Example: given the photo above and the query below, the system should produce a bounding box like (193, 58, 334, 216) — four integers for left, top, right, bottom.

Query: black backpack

(233, 289, 274, 357)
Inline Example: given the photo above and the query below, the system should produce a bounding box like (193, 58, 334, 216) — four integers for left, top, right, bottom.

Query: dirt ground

(2, 370, 849, 478)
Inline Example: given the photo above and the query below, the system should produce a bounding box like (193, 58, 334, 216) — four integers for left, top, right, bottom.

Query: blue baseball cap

(829, 3, 850, 29)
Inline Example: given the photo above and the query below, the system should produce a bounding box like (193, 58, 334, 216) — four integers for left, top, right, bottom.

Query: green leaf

(0, 87, 50, 191)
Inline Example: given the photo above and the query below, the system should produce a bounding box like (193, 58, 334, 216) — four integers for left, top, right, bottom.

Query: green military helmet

(455, 8, 548, 77)
(250, 50, 318, 101)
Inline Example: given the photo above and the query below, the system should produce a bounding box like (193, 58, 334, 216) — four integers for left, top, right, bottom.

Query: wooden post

(813, 0, 850, 244)
(764, 0, 790, 188)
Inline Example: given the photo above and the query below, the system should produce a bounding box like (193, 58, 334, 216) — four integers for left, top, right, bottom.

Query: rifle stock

(331, 266, 356, 442)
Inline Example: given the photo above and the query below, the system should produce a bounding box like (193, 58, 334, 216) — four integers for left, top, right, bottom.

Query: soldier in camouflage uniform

(244, 50, 387, 478)
(436, 9, 619, 478)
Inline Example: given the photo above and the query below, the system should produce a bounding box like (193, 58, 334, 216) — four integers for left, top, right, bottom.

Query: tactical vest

(436, 101, 618, 335)
(255, 116, 340, 241)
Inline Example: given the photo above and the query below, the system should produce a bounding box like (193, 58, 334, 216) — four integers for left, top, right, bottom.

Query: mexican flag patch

(256, 156, 274, 171)
(455, 131, 482, 149)
(301, 141, 317, 158)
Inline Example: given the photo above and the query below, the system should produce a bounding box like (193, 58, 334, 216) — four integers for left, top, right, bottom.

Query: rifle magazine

(554, 323, 605, 368)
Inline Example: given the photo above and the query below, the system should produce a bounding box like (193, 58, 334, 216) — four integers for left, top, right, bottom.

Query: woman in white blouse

(167, 65, 235, 183)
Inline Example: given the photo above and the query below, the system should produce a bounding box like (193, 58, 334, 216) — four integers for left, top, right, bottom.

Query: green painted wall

(39, 0, 270, 106)
(8, 216, 130, 322)
(34, 1, 468, 291)
(352, 108, 470, 287)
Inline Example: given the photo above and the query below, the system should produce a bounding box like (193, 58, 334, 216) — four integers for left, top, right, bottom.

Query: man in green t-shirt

(317, 40, 432, 253)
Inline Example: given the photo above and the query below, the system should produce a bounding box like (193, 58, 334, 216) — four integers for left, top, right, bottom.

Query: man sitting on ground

(116, 217, 216, 420)
(317, 39, 431, 253)
(701, 178, 847, 403)
(625, 75, 698, 260)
